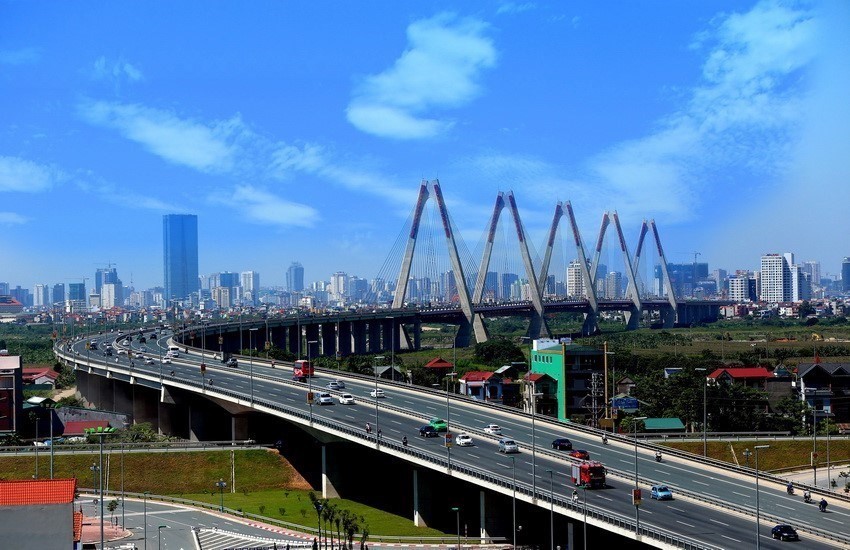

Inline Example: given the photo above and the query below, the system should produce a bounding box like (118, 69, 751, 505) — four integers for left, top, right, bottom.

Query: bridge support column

(412, 469, 433, 527)
(381, 319, 394, 352)
(231, 415, 249, 442)
(321, 445, 340, 499)
(352, 322, 367, 355)
(288, 325, 301, 356)
(368, 321, 382, 353)
(581, 311, 599, 336)
(305, 325, 320, 355)
(321, 324, 337, 358)
(338, 322, 352, 356)
(661, 305, 676, 328)
(132, 386, 158, 427)
(479, 489, 490, 543)
(189, 405, 206, 442)
(111, 379, 130, 416)
(624, 306, 641, 330)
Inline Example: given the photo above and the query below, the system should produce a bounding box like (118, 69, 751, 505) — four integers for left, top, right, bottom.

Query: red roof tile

(73, 511, 83, 542)
(0, 479, 76, 506)
(63, 420, 109, 436)
(460, 371, 495, 382)
(424, 357, 454, 369)
(708, 367, 771, 379)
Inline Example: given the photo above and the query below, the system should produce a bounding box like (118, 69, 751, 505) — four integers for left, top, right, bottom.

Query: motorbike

(402, 437, 408, 447)
(655, 452, 662, 462)
(803, 493, 812, 504)
(819, 500, 828, 512)
(786, 484, 794, 495)
(602, 435, 609, 445)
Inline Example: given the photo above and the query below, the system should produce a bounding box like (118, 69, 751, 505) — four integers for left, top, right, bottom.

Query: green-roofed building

(643, 418, 686, 432)
(530, 338, 606, 422)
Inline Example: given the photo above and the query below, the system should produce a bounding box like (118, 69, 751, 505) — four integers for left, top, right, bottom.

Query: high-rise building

(0, 282, 9, 295)
(605, 271, 623, 299)
(52, 283, 65, 306)
(163, 214, 199, 304)
(95, 268, 119, 295)
(330, 272, 347, 301)
(286, 262, 304, 292)
(33, 284, 49, 308)
(760, 253, 792, 303)
(789, 265, 811, 302)
(843, 257, 850, 292)
(101, 283, 123, 309)
(728, 276, 750, 302)
(241, 271, 260, 306)
(567, 260, 586, 298)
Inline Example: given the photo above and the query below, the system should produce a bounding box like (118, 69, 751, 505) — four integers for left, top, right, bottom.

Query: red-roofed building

(0, 478, 77, 549)
(423, 357, 454, 370)
(459, 371, 502, 401)
(708, 367, 772, 389)
(22, 367, 60, 386)
(523, 372, 558, 416)
(62, 420, 109, 437)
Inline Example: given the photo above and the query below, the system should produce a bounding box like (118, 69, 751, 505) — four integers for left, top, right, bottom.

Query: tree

(107, 499, 119, 523)
(472, 337, 525, 367)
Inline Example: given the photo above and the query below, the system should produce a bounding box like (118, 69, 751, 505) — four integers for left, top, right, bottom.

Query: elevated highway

(57, 329, 849, 549)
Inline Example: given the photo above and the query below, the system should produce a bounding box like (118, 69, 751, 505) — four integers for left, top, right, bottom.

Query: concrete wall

(0, 504, 72, 550)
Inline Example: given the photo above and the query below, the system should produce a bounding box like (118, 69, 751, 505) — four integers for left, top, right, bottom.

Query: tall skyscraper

(567, 260, 586, 298)
(95, 267, 118, 295)
(52, 283, 65, 306)
(286, 262, 304, 292)
(163, 214, 199, 304)
(843, 257, 850, 292)
(241, 271, 260, 305)
(33, 284, 49, 308)
(760, 253, 793, 302)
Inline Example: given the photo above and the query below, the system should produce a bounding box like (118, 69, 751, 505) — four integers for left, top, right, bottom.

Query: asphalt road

(67, 330, 849, 549)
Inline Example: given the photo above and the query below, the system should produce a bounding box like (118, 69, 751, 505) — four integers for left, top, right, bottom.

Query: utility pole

(590, 372, 603, 428)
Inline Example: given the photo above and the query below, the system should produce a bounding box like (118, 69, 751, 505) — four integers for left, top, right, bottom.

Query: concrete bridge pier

(661, 305, 676, 328)
(231, 415, 249, 441)
(338, 322, 352, 356)
(321, 445, 340, 499)
(132, 386, 158, 427)
(624, 306, 641, 330)
(113, 380, 133, 417)
(288, 325, 300, 356)
(581, 311, 599, 336)
(352, 322, 367, 354)
(412, 469, 434, 527)
(321, 323, 337, 358)
(368, 321, 382, 353)
(305, 324, 320, 355)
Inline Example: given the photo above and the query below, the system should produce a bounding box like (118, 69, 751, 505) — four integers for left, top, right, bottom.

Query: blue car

(650, 485, 673, 500)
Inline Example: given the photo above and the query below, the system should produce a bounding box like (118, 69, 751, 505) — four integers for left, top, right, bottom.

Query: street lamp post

(451, 506, 460, 550)
(509, 455, 517, 549)
(812, 409, 818, 487)
(546, 469, 554, 550)
(632, 416, 647, 537)
(249, 328, 258, 405)
(446, 371, 457, 469)
(754, 444, 770, 550)
(85, 426, 116, 550)
(143, 491, 150, 550)
(373, 355, 384, 444)
(696, 368, 708, 456)
(308, 340, 318, 423)
(582, 482, 588, 550)
(157, 525, 169, 550)
(531, 391, 543, 500)
(215, 478, 227, 511)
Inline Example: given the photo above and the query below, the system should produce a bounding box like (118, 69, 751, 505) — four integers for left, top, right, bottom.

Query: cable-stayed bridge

(367, 179, 725, 346)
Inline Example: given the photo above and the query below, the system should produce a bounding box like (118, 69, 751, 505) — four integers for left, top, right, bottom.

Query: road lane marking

(721, 534, 741, 543)
(732, 491, 749, 498)
(776, 503, 794, 511)
(676, 520, 695, 528)
(709, 518, 730, 527)
(692, 480, 709, 486)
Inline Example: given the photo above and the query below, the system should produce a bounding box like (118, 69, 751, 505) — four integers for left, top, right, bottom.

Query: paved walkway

(80, 512, 133, 544)
(781, 462, 850, 494)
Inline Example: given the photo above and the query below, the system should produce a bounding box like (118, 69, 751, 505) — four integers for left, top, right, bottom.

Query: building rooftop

(0, 478, 76, 506)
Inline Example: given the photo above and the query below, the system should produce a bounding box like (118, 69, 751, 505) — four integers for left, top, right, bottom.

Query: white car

(370, 388, 386, 398)
(483, 424, 502, 435)
(161, 357, 172, 364)
(317, 393, 334, 405)
(330, 379, 346, 389)
(117, 349, 128, 355)
(144, 358, 155, 365)
(338, 393, 355, 405)
(456, 433, 474, 447)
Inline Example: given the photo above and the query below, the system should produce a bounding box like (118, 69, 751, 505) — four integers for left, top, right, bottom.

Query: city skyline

(2, 1, 849, 289)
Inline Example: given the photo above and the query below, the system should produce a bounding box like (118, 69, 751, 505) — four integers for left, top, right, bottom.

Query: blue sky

(2, 0, 849, 291)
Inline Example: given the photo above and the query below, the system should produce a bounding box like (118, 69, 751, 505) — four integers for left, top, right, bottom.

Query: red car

(568, 449, 590, 460)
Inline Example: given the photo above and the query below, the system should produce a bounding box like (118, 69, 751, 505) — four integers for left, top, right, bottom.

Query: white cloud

(586, 0, 815, 222)
(92, 56, 144, 82)
(347, 13, 496, 139)
(0, 212, 28, 225)
(496, 3, 535, 16)
(209, 185, 319, 228)
(0, 156, 56, 192)
(0, 47, 39, 65)
(79, 101, 243, 173)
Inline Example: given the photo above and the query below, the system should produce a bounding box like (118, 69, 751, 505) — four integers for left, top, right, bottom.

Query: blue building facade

(163, 214, 199, 304)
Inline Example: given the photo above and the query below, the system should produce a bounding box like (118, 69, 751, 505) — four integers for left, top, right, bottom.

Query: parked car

(317, 393, 334, 405)
(650, 485, 673, 500)
(498, 438, 519, 453)
(456, 434, 473, 447)
(370, 388, 386, 398)
(483, 424, 502, 435)
(338, 393, 355, 405)
(419, 425, 439, 438)
(552, 438, 573, 451)
(568, 449, 590, 460)
(771, 524, 799, 541)
(429, 418, 448, 432)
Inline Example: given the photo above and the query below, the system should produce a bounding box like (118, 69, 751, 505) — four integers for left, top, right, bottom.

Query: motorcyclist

(572, 489, 579, 503)
(655, 451, 662, 462)
(803, 490, 811, 503)
(365, 422, 372, 434)
(602, 434, 608, 445)
(819, 498, 827, 512)
(786, 482, 794, 495)
(402, 436, 408, 446)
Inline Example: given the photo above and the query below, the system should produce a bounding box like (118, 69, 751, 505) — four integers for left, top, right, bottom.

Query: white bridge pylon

(392, 183, 679, 343)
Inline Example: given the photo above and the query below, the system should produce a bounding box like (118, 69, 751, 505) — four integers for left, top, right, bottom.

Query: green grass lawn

(664, 439, 850, 474)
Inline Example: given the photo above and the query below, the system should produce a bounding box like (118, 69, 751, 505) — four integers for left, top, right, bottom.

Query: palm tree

(308, 492, 324, 547)
(322, 503, 336, 550)
(339, 510, 353, 550)
(358, 516, 369, 550)
(335, 510, 343, 549)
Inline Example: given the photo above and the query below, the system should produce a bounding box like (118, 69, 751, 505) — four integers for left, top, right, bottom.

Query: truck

(292, 359, 314, 381)
(571, 460, 606, 488)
